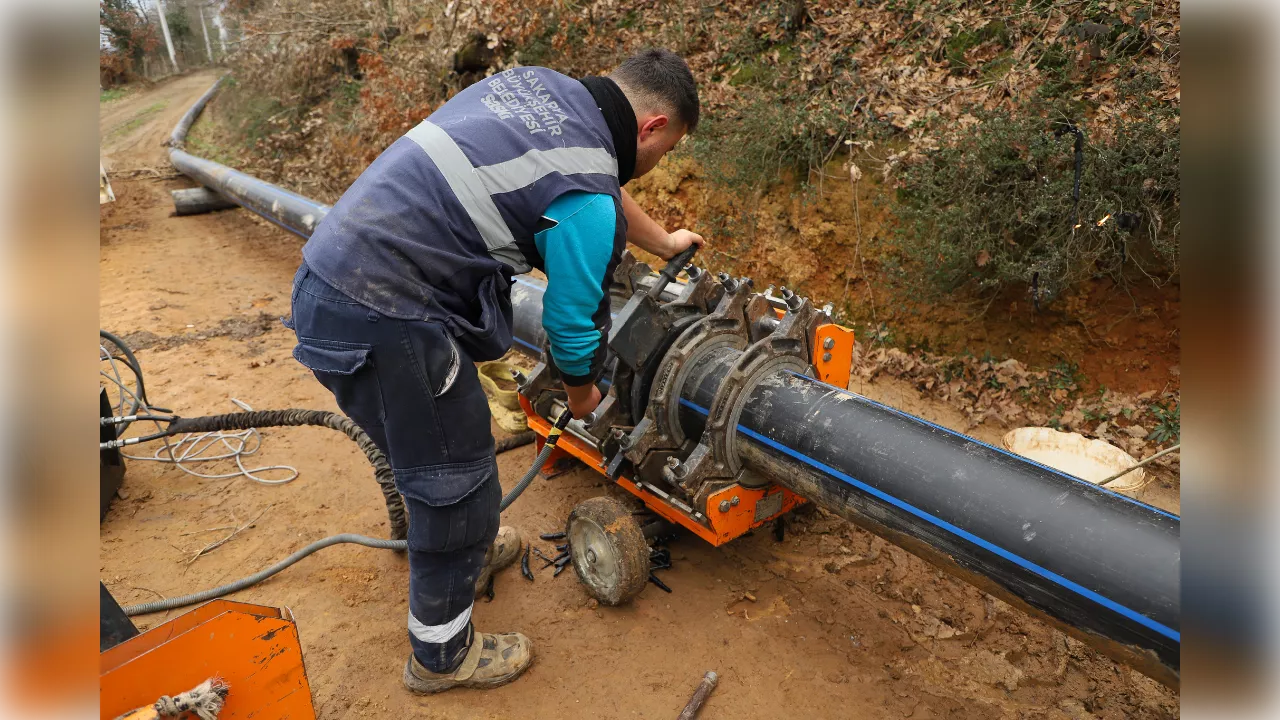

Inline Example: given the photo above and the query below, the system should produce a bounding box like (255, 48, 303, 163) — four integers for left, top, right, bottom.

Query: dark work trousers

(288, 262, 499, 673)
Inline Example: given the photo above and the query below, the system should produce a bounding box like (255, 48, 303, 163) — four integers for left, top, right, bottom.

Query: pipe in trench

(168, 79, 1181, 687)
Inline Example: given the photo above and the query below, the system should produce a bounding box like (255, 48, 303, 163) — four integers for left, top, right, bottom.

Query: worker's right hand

(565, 382, 603, 420)
(663, 229, 705, 259)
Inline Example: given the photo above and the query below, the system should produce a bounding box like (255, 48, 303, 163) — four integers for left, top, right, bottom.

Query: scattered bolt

(539, 531, 567, 541)
(649, 574, 673, 593)
(520, 545, 533, 581)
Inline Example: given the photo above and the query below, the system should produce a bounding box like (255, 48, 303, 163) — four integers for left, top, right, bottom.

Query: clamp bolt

(822, 352, 833, 362)
(511, 369, 529, 385)
(718, 500, 731, 513)
(823, 337, 835, 350)
(730, 495, 740, 507)
(785, 292, 804, 311)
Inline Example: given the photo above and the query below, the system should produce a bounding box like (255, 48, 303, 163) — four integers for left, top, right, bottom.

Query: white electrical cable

(100, 341, 299, 486)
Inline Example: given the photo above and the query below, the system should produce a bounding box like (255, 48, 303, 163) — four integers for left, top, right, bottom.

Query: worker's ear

(638, 114, 669, 143)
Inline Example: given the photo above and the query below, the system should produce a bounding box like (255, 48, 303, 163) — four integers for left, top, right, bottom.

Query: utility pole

(198, 4, 215, 64)
(154, 0, 179, 73)
(214, 6, 229, 54)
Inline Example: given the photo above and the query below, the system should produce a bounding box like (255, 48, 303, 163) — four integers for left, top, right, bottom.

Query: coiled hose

(122, 411, 566, 616)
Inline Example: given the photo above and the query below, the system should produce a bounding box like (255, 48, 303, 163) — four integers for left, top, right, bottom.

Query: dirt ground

(100, 73, 1179, 719)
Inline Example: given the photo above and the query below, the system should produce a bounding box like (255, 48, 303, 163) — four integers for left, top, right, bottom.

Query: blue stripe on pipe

(782, 371, 1180, 522)
(678, 397, 1180, 643)
(512, 336, 541, 354)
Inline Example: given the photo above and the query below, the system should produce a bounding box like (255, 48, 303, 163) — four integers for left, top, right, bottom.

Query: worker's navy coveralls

(289, 67, 628, 672)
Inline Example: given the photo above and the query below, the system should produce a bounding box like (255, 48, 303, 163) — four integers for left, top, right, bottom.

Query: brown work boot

(402, 630, 534, 693)
(474, 526, 521, 598)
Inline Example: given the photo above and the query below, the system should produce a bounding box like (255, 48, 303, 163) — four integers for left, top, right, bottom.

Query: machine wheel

(566, 496, 649, 606)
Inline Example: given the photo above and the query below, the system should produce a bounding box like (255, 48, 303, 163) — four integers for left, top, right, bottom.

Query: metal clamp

(664, 295, 824, 497)
(614, 277, 761, 482)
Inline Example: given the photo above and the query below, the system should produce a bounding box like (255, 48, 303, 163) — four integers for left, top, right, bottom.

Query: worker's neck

(580, 75, 637, 184)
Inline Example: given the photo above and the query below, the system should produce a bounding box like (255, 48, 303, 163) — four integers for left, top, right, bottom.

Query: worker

(286, 49, 703, 693)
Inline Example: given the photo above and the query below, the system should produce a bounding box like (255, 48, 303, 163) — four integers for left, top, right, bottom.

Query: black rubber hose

(167, 409, 407, 541)
(122, 412, 570, 616)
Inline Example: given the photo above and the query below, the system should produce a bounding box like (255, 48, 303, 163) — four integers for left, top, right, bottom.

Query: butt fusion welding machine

(518, 247, 854, 604)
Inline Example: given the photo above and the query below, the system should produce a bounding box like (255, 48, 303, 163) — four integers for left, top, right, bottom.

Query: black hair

(610, 48, 700, 133)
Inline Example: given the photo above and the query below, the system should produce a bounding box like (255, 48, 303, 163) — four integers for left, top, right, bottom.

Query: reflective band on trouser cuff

(405, 121, 515, 252)
(474, 146, 618, 194)
(408, 605, 472, 644)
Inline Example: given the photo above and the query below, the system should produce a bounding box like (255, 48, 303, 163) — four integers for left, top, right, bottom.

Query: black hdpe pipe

(672, 355, 1180, 687)
(168, 76, 330, 238)
(168, 80, 1181, 687)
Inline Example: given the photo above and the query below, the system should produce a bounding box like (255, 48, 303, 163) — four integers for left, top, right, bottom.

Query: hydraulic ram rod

(169, 80, 1180, 687)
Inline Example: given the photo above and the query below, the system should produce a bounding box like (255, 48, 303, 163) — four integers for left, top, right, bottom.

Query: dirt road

(99, 74, 1178, 719)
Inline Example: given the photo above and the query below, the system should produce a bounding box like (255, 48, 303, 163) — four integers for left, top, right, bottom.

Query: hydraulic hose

(167, 409, 407, 541)
(122, 411, 571, 616)
(122, 534, 406, 616)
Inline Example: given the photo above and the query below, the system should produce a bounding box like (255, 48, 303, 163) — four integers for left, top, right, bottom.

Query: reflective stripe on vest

(405, 121, 618, 258)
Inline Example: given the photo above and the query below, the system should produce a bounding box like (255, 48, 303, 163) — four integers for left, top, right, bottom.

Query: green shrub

(890, 78, 1179, 305)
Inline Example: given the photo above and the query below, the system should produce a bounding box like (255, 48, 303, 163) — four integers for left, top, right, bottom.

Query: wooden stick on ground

(677, 671, 718, 720)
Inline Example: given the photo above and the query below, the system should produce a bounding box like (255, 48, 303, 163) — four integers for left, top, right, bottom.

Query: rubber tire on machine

(566, 496, 649, 606)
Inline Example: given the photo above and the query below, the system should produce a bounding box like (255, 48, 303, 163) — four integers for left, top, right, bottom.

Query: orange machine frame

(522, 323, 854, 547)
(101, 600, 316, 720)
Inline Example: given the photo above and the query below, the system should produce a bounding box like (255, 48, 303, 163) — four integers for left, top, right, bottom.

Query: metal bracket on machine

(664, 293, 826, 500)
(611, 275, 765, 482)
(584, 250, 723, 447)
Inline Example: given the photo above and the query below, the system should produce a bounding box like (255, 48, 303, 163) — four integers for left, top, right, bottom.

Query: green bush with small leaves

(890, 75, 1178, 305)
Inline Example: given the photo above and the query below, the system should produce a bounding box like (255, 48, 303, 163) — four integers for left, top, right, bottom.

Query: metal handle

(649, 244, 699, 299)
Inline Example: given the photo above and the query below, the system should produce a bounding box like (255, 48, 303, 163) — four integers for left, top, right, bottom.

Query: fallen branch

(186, 506, 272, 566)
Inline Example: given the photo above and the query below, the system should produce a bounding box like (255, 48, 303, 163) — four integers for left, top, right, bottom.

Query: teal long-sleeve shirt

(534, 191, 619, 386)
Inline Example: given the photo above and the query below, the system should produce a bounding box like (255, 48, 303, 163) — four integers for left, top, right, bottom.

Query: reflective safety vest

(302, 66, 627, 360)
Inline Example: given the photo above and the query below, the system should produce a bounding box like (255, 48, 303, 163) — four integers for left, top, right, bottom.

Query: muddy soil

(100, 74, 1178, 719)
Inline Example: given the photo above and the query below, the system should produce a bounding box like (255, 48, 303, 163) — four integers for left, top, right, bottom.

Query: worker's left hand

(664, 229, 705, 259)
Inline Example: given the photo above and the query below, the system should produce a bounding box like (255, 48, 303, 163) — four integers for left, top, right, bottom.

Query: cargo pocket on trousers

(396, 456, 497, 509)
(292, 338, 386, 427)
